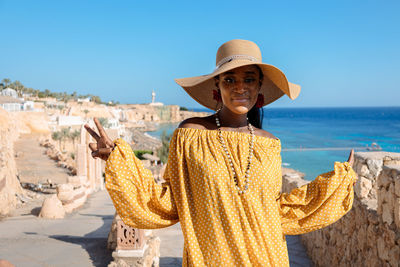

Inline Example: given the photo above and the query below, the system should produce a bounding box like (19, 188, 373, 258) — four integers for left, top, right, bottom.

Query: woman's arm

(85, 118, 179, 229)
(105, 138, 179, 229)
(277, 150, 358, 235)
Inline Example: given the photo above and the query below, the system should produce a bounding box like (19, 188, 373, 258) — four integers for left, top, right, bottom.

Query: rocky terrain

(0, 108, 23, 216)
(282, 152, 400, 266)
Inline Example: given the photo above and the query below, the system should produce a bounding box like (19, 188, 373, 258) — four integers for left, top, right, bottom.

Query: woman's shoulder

(254, 128, 279, 140)
(178, 116, 215, 130)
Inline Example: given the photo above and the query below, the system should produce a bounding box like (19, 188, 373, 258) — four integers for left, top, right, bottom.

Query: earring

(255, 93, 264, 108)
(213, 89, 222, 102)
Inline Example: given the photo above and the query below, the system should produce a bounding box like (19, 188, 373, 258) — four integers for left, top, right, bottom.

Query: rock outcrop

(0, 108, 23, 216)
(56, 182, 89, 213)
(13, 111, 50, 134)
(39, 194, 65, 219)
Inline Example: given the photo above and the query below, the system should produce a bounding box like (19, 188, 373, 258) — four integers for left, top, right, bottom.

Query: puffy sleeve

(277, 161, 358, 235)
(105, 138, 179, 229)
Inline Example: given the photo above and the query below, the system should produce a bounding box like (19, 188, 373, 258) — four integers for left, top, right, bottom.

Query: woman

(85, 39, 357, 266)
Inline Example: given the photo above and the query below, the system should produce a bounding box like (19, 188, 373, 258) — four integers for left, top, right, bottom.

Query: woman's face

(216, 65, 262, 114)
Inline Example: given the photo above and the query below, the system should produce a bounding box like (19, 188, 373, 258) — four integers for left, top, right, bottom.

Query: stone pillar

(80, 124, 86, 145)
(76, 144, 87, 177)
(83, 132, 95, 191)
(87, 155, 95, 190)
(80, 122, 106, 193)
(95, 158, 104, 190)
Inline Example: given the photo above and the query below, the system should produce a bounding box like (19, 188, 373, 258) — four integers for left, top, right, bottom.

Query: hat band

(215, 54, 260, 70)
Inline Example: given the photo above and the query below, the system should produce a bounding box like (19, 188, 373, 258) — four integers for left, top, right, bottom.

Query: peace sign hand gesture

(84, 118, 115, 161)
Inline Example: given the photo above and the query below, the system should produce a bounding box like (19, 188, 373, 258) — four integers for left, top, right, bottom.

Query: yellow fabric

(105, 127, 357, 266)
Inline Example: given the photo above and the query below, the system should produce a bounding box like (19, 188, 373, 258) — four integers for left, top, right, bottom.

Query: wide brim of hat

(175, 60, 301, 111)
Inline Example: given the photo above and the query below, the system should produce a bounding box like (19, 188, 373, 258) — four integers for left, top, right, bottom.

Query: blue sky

(0, 0, 399, 108)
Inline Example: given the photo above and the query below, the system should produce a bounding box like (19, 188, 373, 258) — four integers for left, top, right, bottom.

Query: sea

(146, 107, 400, 181)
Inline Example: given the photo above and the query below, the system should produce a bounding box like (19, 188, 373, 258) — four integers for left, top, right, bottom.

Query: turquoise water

(147, 107, 400, 180)
(148, 122, 179, 138)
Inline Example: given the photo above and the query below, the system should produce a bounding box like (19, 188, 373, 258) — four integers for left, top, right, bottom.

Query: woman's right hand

(347, 149, 358, 186)
(84, 118, 115, 161)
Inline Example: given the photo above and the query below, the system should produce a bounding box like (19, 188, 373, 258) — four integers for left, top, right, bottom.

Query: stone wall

(179, 110, 211, 121)
(121, 104, 210, 123)
(282, 152, 400, 266)
(122, 105, 179, 123)
(0, 108, 23, 215)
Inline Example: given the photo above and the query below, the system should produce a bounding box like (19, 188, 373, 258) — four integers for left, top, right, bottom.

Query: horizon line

(187, 105, 400, 111)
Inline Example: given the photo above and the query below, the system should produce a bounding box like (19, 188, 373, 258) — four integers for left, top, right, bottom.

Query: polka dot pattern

(105, 127, 357, 266)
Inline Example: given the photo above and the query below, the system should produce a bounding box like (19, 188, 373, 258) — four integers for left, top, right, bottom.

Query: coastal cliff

(0, 108, 23, 216)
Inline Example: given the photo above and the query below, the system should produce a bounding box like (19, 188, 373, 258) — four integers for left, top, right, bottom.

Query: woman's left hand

(347, 149, 358, 185)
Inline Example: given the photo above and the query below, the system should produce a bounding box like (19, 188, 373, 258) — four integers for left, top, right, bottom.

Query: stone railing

(107, 214, 160, 267)
(282, 152, 400, 266)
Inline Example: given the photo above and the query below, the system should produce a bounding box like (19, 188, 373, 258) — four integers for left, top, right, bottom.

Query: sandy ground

(0, 190, 114, 267)
(14, 134, 71, 185)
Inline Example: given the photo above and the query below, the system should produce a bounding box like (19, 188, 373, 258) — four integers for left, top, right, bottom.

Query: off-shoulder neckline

(174, 127, 281, 144)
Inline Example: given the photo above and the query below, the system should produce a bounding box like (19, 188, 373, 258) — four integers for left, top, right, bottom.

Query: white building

(107, 118, 126, 138)
(0, 96, 22, 112)
(108, 118, 120, 129)
(57, 115, 85, 126)
(77, 97, 91, 103)
(23, 101, 35, 111)
(0, 88, 18, 98)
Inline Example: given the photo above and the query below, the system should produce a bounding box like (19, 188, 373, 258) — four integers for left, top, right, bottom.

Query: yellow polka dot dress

(105, 127, 357, 266)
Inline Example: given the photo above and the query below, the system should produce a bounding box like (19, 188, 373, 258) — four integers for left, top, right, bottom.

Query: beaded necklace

(215, 109, 254, 194)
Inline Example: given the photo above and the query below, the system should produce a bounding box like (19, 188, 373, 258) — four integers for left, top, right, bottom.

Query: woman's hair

(248, 105, 264, 129)
(248, 65, 264, 129)
(214, 65, 265, 129)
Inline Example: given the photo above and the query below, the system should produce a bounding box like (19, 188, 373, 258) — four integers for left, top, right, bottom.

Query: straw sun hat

(175, 39, 301, 110)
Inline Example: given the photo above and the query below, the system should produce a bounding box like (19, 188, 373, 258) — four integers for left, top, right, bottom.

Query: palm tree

(33, 89, 40, 97)
(11, 81, 24, 97)
(60, 127, 71, 151)
(51, 131, 62, 150)
(83, 109, 89, 118)
(26, 88, 34, 96)
(91, 95, 102, 104)
(2, 78, 11, 88)
(157, 130, 172, 164)
(70, 129, 81, 147)
(98, 117, 110, 128)
(57, 105, 66, 115)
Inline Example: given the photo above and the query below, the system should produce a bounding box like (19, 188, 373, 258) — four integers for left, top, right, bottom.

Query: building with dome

(0, 88, 34, 112)
(0, 88, 18, 98)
